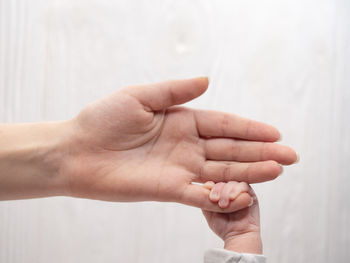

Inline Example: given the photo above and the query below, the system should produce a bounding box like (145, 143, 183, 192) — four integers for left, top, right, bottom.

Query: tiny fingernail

(248, 197, 254, 207)
(219, 199, 227, 208)
(295, 154, 300, 164)
(210, 192, 219, 200)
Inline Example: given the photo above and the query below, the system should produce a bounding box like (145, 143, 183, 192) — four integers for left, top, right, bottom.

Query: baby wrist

(224, 231, 263, 254)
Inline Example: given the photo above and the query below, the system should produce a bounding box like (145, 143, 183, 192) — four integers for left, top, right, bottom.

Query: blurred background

(0, 0, 349, 262)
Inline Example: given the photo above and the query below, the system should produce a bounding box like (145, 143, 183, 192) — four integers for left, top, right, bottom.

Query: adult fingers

(198, 160, 283, 184)
(194, 110, 280, 142)
(204, 138, 298, 165)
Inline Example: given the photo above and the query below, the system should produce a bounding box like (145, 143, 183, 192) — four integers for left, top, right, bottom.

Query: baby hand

(202, 181, 262, 254)
(203, 181, 253, 209)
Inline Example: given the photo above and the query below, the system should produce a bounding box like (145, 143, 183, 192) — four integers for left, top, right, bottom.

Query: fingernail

(210, 191, 219, 200)
(219, 199, 228, 208)
(248, 197, 254, 207)
(295, 154, 300, 164)
(199, 76, 209, 84)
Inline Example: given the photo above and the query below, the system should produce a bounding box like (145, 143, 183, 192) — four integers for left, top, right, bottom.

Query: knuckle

(242, 164, 253, 183)
(222, 165, 230, 182)
(230, 140, 241, 160)
(197, 165, 205, 181)
(220, 114, 229, 137)
(262, 143, 273, 160)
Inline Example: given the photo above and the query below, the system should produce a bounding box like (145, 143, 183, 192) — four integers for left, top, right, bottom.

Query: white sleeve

(204, 248, 266, 263)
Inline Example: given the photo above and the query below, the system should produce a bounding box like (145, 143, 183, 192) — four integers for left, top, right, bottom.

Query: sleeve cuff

(204, 248, 266, 263)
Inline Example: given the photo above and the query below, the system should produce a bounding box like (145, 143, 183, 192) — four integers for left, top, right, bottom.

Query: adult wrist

(0, 120, 74, 199)
(41, 119, 77, 197)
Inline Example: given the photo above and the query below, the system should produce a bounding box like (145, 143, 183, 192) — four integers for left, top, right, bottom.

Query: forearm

(0, 121, 71, 200)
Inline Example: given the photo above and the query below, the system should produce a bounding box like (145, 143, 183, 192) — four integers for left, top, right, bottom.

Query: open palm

(62, 78, 297, 212)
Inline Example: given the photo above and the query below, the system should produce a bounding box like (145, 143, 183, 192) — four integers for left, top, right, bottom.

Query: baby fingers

(208, 181, 252, 209)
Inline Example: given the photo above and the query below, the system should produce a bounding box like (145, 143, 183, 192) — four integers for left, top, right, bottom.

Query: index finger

(194, 110, 280, 142)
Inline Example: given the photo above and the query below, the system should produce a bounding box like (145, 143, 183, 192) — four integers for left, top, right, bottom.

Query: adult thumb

(122, 77, 209, 111)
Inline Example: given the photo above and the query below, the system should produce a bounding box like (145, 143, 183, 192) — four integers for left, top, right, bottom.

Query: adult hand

(60, 77, 297, 212)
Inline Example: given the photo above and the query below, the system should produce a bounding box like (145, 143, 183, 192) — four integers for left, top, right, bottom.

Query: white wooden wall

(1, 0, 349, 262)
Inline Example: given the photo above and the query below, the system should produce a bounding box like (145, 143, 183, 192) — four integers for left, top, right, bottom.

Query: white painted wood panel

(0, 0, 349, 262)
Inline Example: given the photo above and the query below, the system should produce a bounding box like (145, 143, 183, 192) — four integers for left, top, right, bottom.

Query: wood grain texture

(0, 0, 349, 262)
